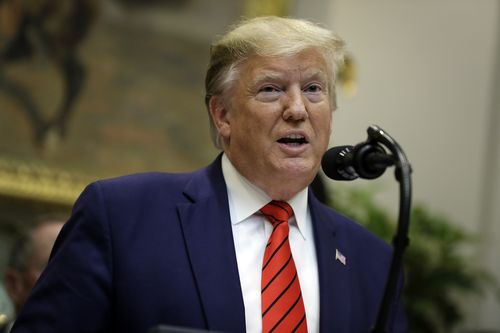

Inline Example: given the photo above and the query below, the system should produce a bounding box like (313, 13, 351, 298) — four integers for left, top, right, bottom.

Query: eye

(256, 85, 283, 102)
(303, 83, 326, 102)
(259, 85, 281, 93)
(303, 83, 323, 93)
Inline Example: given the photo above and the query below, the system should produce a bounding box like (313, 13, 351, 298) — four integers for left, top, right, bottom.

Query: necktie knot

(260, 201, 294, 227)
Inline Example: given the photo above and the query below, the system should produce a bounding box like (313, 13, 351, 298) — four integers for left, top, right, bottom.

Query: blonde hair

(205, 16, 346, 149)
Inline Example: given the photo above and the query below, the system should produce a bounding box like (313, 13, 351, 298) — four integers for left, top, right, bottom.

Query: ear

(4, 269, 24, 306)
(208, 95, 231, 140)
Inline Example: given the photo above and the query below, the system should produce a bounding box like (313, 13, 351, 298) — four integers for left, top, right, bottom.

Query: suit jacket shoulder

(14, 156, 247, 333)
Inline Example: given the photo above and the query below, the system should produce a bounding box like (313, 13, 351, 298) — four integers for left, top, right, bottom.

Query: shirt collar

(221, 154, 309, 239)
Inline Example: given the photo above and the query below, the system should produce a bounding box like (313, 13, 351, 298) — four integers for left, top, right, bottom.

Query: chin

(278, 161, 317, 181)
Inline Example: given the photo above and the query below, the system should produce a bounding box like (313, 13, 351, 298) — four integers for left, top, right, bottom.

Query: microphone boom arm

(366, 125, 412, 333)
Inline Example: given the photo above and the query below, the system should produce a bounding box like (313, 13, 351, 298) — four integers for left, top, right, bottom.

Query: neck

(255, 179, 310, 201)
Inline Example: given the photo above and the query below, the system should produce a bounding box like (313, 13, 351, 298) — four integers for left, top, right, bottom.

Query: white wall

(295, 0, 500, 330)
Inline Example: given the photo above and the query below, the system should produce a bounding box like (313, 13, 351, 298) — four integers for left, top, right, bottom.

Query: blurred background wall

(0, 0, 498, 331)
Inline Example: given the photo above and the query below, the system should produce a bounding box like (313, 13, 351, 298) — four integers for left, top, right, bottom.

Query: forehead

(239, 49, 330, 83)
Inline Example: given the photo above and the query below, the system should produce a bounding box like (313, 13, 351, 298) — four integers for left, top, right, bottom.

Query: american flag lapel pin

(335, 248, 347, 266)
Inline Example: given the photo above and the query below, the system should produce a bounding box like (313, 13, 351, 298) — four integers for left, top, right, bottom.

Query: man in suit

(12, 16, 407, 332)
(2, 219, 64, 333)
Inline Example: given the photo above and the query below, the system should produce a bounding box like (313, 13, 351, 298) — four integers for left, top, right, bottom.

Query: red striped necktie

(260, 201, 308, 333)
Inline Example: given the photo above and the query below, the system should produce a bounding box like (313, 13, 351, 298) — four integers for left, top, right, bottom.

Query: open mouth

(277, 134, 309, 146)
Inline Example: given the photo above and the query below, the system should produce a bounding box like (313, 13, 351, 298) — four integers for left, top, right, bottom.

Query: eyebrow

(252, 70, 328, 86)
(252, 72, 284, 86)
(303, 70, 328, 83)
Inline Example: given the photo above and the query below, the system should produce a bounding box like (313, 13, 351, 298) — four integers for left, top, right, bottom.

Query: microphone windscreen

(321, 145, 356, 181)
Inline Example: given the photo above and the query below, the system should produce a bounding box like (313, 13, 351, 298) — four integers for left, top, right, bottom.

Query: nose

(282, 87, 308, 121)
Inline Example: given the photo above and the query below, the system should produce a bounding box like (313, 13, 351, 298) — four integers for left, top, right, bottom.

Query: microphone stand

(365, 125, 412, 333)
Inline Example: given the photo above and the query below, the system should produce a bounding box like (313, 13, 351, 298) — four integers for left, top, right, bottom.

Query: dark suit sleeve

(12, 182, 113, 333)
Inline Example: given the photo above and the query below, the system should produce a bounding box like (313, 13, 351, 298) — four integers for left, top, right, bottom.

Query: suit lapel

(177, 157, 246, 332)
(309, 194, 352, 333)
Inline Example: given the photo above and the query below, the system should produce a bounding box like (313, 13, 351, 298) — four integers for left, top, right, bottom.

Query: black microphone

(321, 142, 395, 181)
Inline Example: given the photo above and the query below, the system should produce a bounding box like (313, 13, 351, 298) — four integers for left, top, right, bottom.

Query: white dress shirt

(221, 154, 320, 333)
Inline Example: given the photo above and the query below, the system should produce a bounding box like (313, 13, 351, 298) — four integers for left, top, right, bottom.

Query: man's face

(5, 222, 63, 314)
(212, 49, 333, 199)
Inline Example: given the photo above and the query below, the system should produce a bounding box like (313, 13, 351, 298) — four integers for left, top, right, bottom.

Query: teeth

(278, 134, 307, 145)
(285, 134, 304, 139)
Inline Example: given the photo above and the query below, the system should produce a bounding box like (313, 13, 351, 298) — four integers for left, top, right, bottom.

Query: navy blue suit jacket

(13, 156, 407, 332)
